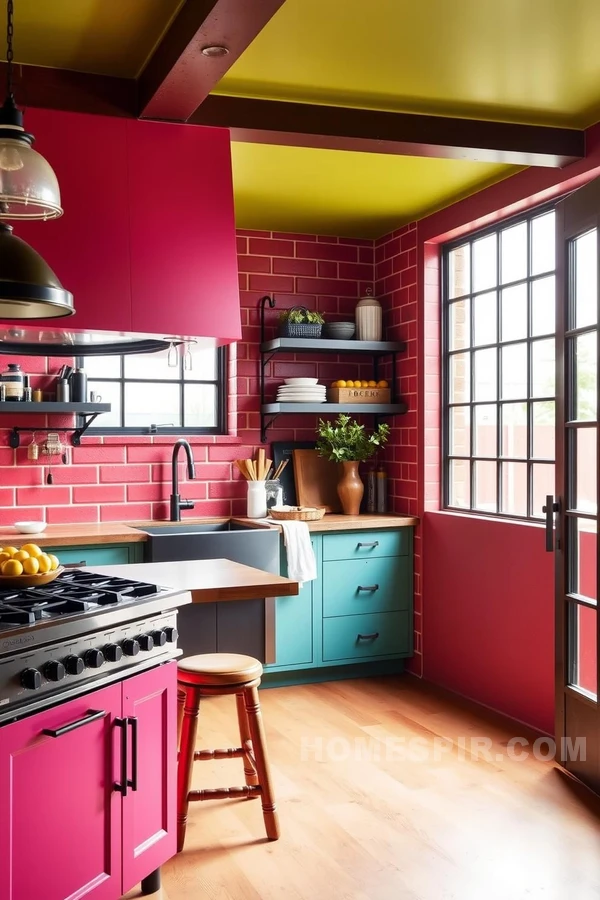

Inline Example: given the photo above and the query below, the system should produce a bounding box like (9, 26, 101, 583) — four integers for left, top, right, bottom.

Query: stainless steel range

(0, 568, 191, 724)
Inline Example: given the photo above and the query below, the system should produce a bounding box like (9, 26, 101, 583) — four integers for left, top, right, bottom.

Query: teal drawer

(46, 545, 131, 567)
(323, 557, 409, 617)
(323, 611, 410, 661)
(322, 529, 408, 561)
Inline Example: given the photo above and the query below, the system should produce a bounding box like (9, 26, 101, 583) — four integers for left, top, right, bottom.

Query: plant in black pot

(316, 414, 390, 515)
(278, 306, 324, 338)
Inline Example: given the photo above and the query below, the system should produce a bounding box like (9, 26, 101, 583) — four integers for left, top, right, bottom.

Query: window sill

(98, 434, 243, 446)
(427, 509, 545, 529)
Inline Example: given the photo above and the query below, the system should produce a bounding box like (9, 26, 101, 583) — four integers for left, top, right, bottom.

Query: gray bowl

(322, 322, 356, 339)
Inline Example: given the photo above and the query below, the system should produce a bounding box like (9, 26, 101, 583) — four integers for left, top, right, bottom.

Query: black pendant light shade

(0, 223, 73, 317)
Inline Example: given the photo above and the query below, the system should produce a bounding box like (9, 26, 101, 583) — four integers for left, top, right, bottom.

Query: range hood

(0, 327, 182, 357)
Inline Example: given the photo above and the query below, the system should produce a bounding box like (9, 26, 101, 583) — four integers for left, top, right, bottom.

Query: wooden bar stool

(177, 653, 280, 852)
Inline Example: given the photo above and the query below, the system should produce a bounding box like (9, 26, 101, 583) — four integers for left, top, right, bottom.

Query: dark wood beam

(1, 63, 137, 118)
(190, 95, 585, 168)
(137, 0, 286, 121)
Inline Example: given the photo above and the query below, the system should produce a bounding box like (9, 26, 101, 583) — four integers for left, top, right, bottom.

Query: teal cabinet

(46, 543, 142, 567)
(266, 538, 320, 671)
(322, 557, 410, 617)
(322, 611, 410, 661)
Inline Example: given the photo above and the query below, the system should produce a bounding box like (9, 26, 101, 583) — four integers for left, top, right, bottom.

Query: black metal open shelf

(0, 402, 112, 447)
(262, 402, 407, 415)
(260, 337, 407, 356)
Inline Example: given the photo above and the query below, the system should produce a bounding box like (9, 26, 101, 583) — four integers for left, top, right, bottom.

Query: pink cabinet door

(127, 120, 241, 342)
(0, 683, 122, 900)
(121, 661, 177, 894)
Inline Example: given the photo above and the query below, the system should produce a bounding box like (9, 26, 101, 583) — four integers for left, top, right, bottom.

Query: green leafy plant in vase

(316, 414, 390, 515)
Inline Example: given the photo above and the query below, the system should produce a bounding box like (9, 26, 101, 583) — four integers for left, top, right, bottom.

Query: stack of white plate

(276, 377, 327, 403)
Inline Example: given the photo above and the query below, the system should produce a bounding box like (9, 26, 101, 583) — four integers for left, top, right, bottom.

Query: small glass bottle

(366, 464, 377, 513)
(376, 463, 388, 513)
(247, 481, 267, 518)
(265, 479, 283, 509)
(2, 362, 24, 401)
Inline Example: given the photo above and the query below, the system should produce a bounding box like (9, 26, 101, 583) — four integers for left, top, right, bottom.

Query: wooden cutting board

(293, 449, 341, 513)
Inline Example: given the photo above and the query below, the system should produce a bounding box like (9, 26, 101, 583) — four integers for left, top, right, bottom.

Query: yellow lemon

(22, 556, 40, 575)
(346, 380, 355, 388)
(361, 380, 369, 388)
(337, 380, 347, 388)
(20, 543, 43, 558)
(0, 552, 11, 566)
(48, 554, 60, 571)
(368, 380, 377, 387)
(2, 559, 23, 576)
(377, 379, 389, 388)
(37, 554, 52, 574)
(3, 546, 18, 558)
(13, 550, 30, 563)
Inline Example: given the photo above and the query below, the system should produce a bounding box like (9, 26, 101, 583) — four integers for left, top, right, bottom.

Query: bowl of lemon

(0, 543, 62, 587)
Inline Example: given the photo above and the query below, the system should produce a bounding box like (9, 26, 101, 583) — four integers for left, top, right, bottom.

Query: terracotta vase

(337, 461, 364, 516)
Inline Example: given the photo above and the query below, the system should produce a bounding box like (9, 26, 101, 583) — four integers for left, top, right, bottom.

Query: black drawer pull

(114, 717, 129, 796)
(357, 541, 379, 549)
(127, 716, 139, 791)
(356, 632, 380, 642)
(357, 584, 379, 592)
(42, 708, 106, 738)
(63, 560, 87, 569)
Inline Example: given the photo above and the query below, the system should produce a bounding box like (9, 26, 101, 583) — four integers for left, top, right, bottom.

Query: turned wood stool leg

(236, 691, 259, 791)
(177, 689, 185, 751)
(177, 683, 201, 852)
(244, 685, 280, 840)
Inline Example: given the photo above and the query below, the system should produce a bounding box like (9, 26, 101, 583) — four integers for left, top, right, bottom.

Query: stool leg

(244, 685, 280, 840)
(236, 691, 259, 791)
(177, 689, 185, 751)
(177, 683, 201, 852)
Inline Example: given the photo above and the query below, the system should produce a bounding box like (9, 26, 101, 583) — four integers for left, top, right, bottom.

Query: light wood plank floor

(125, 676, 600, 900)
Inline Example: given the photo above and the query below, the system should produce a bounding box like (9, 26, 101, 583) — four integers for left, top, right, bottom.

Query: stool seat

(178, 653, 263, 685)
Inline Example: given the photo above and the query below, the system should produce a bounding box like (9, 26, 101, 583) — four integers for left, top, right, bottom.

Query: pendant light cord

(5, 0, 13, 100)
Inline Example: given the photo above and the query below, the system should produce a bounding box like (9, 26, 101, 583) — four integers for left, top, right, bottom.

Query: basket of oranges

(328, 379, 390, 403)
(0, 544, 62, 587)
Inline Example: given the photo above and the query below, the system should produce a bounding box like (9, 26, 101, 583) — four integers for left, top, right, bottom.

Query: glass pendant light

(0, 223, 73, 317)
(0, 0, 62, 220)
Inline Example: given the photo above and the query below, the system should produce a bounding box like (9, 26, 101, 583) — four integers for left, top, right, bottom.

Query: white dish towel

(279, 520, 317, 586)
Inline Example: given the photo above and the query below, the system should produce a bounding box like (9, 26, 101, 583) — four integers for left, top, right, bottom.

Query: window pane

(532, 463, 554, 519)
(501, 343, 527, 400)
(472, 291, 496, 346)
(448, 299, 470, 350)
(575, 331, 597, 422)
(84, 355, 121, 378)
(184, 384, 217, 428)
(473, 348, 496, 401)
(124, 383, 181, 428)
(124, 347, 179, 380)
(448, 459, 470, 508)
(502, 402, 527, 458)
(472, 233, 497, 292)
(501, 461, 528, 516)
(183, 345, 218, 381)
(448, 244, 470, 299)
(532, 401, 554, 459)
(575, 427, 596, 514)
(473, 404, 496, 457)
(570, 603, 597, 697)
(473, 460, 496, 512)
(501, 283, 527, 342)
(531, 275, 555, 336)
(500, 221, 527, 284)
(450, 353, 470, 403)
(531, 338, 555, 398)
(86, 380, 121, 426)
(574, 229, 597, 329)
(449, 406, 470, 456)
(531, 211, 555, 276)
(571, 517, 597, 600)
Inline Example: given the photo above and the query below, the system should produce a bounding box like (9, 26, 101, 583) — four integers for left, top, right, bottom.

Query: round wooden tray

(269, 506, 326, 521)
(0, 566, 64, 589)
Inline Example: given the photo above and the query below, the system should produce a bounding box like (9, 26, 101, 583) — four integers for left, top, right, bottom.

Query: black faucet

(170, 439, 196, 521)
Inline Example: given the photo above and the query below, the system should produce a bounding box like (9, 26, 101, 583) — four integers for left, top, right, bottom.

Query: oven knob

(164, 627, 178, 643)
(85, 649, 105, 669)
(139, 634, 154, 652)
(104, 643, 123, 663)
(21, 668, 42, 690)
(123, 638, 140, 657)
(64, 655, 85, 675)
(44, 660, 66, 682)
(151, 630, 167, 647)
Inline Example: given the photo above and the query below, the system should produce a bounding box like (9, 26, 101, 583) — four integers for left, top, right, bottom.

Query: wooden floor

(125, 675, 600, 900)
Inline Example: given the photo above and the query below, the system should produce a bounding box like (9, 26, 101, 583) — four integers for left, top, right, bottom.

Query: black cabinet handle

(542, 494, 559, 552)
(357, 541, 379, 549)
(63, 560, 87, 569)
(127, 716, 138, 792)
(42, 708, 106, 738)
(356, 632, 380, 642)
(357, 584, 379, 592)
(114, 717, 129, 796)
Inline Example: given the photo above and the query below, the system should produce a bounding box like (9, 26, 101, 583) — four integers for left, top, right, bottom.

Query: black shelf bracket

(259, 295, 277, 430)
(261, 413, 280, 443)
(10, 413, 101, 448)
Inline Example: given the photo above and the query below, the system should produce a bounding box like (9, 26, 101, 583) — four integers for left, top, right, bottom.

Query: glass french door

(555, 179, 599, 791)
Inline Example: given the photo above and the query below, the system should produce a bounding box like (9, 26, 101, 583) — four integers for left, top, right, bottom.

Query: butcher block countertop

(84, 558, 299, 604)
(234, 514, 418, 532)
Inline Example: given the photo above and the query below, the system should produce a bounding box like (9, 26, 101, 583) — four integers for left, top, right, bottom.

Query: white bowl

(284, 378, 319, 386)
(14, 521, 47, 534)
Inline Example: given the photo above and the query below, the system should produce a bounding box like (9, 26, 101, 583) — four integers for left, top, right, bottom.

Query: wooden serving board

(293, 449, 341, 513)
(327, 387, 391, 403)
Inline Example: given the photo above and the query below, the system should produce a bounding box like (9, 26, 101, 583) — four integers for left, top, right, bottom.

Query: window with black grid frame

(77, 343, 226, 435)
(443, 207, 556, 519)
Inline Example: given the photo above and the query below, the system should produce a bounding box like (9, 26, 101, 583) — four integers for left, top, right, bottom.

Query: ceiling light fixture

(0, 0, 62, 220)
(0, 223, 73, 317)
(201, 45, 229, 58)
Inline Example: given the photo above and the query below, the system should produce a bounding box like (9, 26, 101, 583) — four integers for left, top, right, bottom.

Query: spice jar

(1, 362, 24, 401)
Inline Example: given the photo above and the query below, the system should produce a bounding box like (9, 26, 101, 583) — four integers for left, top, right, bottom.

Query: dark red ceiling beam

(190, 95, 585, 168)
(137, 0, 287, 121)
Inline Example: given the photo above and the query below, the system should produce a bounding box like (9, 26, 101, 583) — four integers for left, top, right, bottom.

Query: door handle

(127, 716, 138, 792)
(42, 708, 106, 738)
(357, 584, 379, 592)
(542, 494, 559, 552)
(356, 632, 380, 642)
(357, 541, 379, 549)
(114, 717, 129, 796)
(62, 560, 87, 568)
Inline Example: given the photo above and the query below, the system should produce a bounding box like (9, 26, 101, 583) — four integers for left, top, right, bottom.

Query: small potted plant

(278, 306, 325, 338)
(316, 414, 390, 515)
